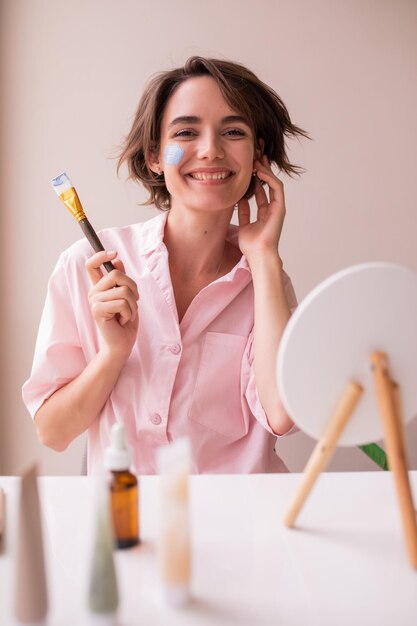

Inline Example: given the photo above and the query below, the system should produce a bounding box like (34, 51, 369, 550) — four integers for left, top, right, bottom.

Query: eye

(223, 128, 246, 137)
(174, 129, 197, 138)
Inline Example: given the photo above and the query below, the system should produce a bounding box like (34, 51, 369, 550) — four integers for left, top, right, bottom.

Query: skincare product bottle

(88, 475, 119, 625)
(156, 437, 192, 607)
(105, 423, 139, 549)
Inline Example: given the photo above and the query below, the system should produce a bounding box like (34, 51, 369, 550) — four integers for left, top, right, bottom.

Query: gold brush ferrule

(59, 187, 86, 222)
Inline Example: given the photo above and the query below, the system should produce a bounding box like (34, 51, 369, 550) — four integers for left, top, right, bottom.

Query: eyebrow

(168, 115, 250, 128)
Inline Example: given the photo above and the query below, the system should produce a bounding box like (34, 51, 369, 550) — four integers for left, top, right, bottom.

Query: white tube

(156, 438, 191, 607)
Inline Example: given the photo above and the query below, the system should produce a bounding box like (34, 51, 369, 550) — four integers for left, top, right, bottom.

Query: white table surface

(0, 472, 416, 626)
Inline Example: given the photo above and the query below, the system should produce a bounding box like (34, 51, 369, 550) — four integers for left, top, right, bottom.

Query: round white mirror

(277, 262, 417, 445)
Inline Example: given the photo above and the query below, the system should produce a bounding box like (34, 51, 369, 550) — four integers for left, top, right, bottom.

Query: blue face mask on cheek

(164, 144, 185, 165)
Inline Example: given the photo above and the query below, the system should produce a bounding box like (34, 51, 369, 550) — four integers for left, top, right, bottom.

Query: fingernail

(106, 250, 117, 257)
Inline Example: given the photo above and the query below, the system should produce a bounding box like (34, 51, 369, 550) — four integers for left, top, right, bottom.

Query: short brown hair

(117, 57, 310, 210)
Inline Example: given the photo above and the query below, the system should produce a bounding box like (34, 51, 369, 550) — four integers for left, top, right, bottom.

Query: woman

(23, 57, 308, 474)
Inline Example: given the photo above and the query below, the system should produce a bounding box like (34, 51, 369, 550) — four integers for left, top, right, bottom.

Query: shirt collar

(139, 211, 250, 274)
(140, 212, 168, 254)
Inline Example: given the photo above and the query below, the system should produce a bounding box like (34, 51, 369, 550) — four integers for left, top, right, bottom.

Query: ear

(253, 138, 264, 163)
(255, 138, 265, 159)
(147, 145, 162, 175)
(148, 157, 162, 175)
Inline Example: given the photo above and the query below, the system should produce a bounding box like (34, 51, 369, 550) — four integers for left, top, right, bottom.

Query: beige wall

(1, 0, 416, 475)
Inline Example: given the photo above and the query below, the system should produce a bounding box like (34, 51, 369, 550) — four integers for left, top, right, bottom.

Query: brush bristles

(51, 172, 73, 195)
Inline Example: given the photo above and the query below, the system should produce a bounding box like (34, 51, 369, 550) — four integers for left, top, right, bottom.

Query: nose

(197, 130, 224, 160)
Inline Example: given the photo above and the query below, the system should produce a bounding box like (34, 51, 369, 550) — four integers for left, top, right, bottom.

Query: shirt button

(169, 343, 181, 355)
(150, 413, 162, 426)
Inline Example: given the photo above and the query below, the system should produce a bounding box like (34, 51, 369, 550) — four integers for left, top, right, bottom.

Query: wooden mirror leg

(371, 352, 417, 569)
(391, 380, 407, 453)
(283, 381, 363, 528)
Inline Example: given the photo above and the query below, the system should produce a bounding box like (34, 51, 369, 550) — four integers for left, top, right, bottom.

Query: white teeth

(189, 171, 231, 180)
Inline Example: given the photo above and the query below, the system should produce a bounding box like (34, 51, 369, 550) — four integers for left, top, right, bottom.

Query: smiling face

(151, 76, 258, 213)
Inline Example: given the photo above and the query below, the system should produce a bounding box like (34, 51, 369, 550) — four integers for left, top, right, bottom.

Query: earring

(252, 169, 257, 176)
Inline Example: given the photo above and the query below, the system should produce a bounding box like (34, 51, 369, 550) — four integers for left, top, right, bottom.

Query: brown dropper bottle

(105, 423, 139, 549)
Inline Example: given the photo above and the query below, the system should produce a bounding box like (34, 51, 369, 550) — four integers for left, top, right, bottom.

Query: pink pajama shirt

(22, 213, 297, 474)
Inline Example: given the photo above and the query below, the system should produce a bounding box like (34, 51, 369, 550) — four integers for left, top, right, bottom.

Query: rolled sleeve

(240, 332, 276, 435)
(22, 258, 87, 418)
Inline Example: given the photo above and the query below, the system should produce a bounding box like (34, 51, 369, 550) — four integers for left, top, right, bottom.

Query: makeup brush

(51, 172, 115, 273)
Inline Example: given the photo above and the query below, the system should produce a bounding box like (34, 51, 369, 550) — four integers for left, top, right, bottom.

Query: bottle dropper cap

(104, 424, 132, 471)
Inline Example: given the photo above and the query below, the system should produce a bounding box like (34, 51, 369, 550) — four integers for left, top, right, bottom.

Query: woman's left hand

(237, 155, 286, 263)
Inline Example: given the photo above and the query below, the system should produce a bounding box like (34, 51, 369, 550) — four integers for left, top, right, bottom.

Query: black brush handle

(79, 218, 115, 273)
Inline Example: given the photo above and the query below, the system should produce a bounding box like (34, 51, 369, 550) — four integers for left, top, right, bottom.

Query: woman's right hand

(85, 250, 139, 359)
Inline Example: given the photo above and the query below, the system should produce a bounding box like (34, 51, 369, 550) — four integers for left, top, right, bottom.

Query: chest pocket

(188, 331, 249, 440)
